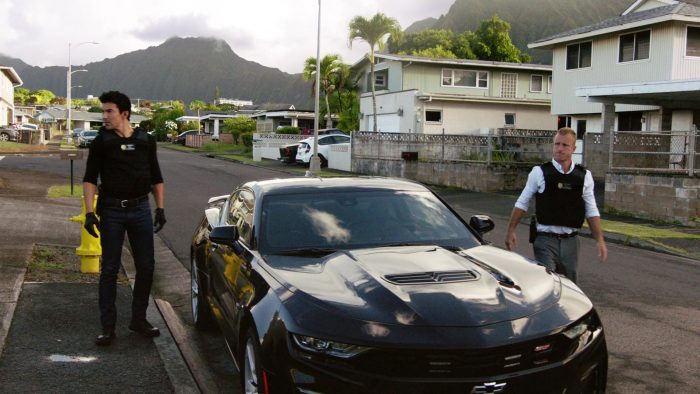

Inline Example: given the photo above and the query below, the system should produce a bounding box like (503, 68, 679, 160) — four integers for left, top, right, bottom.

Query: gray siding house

(351, 53, 557, 134)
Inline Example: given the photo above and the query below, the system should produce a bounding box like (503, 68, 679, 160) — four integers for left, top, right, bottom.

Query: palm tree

(348, 13, 401, 132)
(303, 54, 344, 129)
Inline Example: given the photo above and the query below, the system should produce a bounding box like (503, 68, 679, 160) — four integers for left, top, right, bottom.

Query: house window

(558, 116, 572, 129)
(501, 73, 517, 98)
(442, 68, 488, 88)
(576, 120, 587, 140)
(548, 75, 552, 93)
(375, 74, 386, 87)
(686, 26, 700, 57)
(425, 110, 442, 123)
(530, 75, 543, 92)
(566, 42, 592, 70)
(504, 113, 516, 127)
(619, 30, 650, 62)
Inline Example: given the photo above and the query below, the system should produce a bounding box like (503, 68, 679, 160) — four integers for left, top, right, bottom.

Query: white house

(0, 66, 23, 127)
(351, 53, 557, 134)
(529, 0, 700, 136)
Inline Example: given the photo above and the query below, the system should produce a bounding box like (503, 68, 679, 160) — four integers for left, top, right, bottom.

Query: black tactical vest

(535, 162, 586, 228)
(98, 127, 154, 199)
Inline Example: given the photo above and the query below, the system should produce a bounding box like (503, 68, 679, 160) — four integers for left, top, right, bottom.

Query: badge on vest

(121, 144, 135, 151)
(557, 182, 573, 190)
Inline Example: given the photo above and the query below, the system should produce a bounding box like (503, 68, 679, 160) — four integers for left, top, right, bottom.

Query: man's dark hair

(99, 91, 132, 120)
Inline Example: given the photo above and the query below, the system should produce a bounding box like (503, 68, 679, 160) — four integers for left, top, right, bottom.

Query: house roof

(352, 53, 552, 72)
(0, 65, 23, 86)
(35, 109, 145, 123)
(576, 78, 700, 108)
(530, 1, 700, 48)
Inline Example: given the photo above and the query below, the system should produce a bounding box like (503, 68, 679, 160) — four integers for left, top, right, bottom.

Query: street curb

(121, 241, 200, 394)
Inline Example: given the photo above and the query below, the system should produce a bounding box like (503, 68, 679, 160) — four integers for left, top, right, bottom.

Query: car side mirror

(209, 225, 240, 246)
(469, 215, 495, 235)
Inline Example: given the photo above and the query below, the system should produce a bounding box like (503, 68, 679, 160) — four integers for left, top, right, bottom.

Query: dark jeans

(99, 199, 154, 328)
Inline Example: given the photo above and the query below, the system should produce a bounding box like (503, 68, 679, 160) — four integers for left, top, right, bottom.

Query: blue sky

(0, 0, 455, 74)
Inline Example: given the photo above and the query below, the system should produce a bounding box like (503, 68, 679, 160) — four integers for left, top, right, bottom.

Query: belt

(102, 195, 149, 208)
(537, 231, 578, 239)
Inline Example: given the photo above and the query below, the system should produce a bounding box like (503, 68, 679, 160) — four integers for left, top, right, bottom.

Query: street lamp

(66, 41, 98, 141)
(308, 0, 323, 175)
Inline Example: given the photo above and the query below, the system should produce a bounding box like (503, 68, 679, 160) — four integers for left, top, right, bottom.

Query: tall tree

(348, 13, 401, 132)
(472, 15, 528, 63)
(189, 100, 207, 119)
(303, 54, 345, 128)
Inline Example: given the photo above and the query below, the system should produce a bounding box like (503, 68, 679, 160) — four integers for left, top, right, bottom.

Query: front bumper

(266, 330, 607, 394)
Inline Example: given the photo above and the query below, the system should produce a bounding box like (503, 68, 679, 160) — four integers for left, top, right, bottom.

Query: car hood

(264, 245, 562, 327)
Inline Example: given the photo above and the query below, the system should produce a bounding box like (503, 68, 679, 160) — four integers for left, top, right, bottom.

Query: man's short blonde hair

(556, 127, 577, 141)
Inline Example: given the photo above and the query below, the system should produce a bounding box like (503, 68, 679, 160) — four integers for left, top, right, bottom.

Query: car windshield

(259, 190, 480, 255)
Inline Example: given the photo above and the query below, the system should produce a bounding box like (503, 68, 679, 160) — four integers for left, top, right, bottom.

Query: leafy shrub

(276, 126, 300, 135)
(241, 132, 254, 147)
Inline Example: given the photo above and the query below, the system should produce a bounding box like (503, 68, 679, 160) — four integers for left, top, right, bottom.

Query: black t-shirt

(83, 127, 163, 199)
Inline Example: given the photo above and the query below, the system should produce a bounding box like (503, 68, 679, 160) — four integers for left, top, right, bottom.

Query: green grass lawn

(47, 184, 83, 198)
(0, 141, 53, 152)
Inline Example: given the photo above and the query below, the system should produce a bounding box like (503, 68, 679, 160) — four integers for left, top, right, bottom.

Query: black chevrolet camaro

(190, 177, 607, 394)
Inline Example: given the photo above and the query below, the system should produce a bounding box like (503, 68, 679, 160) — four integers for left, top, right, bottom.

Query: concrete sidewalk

(0, 167, 197, 393)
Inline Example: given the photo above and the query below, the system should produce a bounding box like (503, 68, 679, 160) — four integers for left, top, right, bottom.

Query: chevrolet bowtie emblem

(471, 381, 507, 394)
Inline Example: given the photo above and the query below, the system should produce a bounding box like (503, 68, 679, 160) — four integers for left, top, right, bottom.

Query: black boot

(128, 319, 160, 337)
(95, 326, 116, 346)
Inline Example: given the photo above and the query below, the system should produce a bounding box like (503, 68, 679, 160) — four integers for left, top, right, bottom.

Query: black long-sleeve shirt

(83, 127, 163, 199)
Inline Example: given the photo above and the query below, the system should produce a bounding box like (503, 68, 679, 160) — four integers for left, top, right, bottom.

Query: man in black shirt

(82, 91, 166, 346)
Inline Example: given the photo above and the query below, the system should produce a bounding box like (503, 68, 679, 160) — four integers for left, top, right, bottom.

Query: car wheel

(242, 327, 263, 394)
(191, 254, 213, 330)
(319, 154, 328, 167)
(0, 133, 9, 142)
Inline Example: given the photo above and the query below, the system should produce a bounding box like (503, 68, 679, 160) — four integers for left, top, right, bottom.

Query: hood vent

(384, 270, 478, 285)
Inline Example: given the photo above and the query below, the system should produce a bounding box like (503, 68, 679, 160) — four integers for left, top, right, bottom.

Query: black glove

(154, 208, 166, 233)
(84, 212, 100, 238)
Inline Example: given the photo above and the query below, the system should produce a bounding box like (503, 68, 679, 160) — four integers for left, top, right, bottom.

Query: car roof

(243, 177, 430, 196)
(299, 133, 349, 143)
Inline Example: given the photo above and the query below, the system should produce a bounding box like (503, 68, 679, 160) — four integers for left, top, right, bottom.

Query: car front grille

(344, 335, 572, 378)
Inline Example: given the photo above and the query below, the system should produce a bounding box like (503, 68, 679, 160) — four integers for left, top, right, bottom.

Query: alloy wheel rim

(191, 258, 199, 322)
(244, 340, 258, 394)
(0, 134, 8, 142)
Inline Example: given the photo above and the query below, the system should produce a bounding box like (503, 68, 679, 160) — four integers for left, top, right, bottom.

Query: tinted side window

(227, 189, 255, 245)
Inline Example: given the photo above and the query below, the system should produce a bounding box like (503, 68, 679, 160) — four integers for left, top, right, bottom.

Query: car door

(209, 188, 257, 344)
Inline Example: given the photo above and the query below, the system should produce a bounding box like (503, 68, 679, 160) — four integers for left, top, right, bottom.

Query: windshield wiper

(270, 247, 338, 257)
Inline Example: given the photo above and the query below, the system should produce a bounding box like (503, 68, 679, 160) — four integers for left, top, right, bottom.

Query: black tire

(319, 154, 328, 167)
(0, 133, 9, 142)
(242, 327, 263, 394)
(191, 253, 214, 330)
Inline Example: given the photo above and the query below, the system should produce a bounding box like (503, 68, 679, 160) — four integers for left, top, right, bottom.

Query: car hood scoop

(267, 245, 561, 327)
(383, 270, 479, 285)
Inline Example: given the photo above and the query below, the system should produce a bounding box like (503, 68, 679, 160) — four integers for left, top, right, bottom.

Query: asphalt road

(2, 147, 699, 393)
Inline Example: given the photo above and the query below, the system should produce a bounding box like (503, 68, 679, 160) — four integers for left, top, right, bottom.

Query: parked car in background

(10, 123, 39, 131)
(173, 129, 199, 145)
(278, 142, 300, 164)
(295, 133, 350, 166)
(190, 177, 608, 393)
(0, 128, 19, 142)
(75, 130, 98, 148)
(300, 127, 343, 136)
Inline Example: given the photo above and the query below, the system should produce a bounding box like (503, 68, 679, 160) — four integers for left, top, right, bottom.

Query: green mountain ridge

(0, 37, 313, 107)
(406, 0, 632, 63)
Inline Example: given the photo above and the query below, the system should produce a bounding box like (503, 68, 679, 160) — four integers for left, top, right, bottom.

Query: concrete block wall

(352, 158, 532, 192)
(605, 173, 700, 226)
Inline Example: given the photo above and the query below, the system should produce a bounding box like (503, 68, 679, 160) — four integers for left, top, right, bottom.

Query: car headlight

(292, 334, 370, 359)
(562, 313, 603, 358)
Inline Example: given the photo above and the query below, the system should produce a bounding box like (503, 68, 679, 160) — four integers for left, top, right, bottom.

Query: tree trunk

(370, 50, 377, 132)
(325, 94, 332, 128)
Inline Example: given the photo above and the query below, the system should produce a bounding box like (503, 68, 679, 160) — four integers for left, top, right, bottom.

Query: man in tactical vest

(82, 91, 166, 346)
(505, 127, 607, 283)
